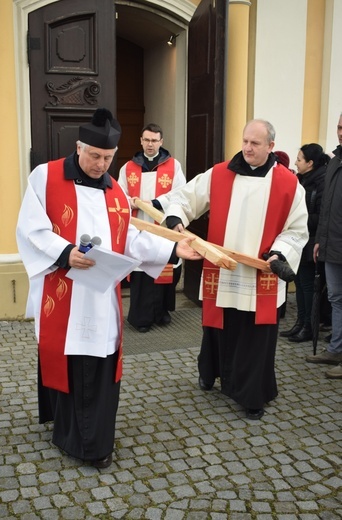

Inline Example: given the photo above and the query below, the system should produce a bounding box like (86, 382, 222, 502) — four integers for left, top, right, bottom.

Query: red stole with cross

(125, 158, 175, 214)
(126, 158, 175, 284)
(39, 158, 130, 393)
(202, 161, 297, 328)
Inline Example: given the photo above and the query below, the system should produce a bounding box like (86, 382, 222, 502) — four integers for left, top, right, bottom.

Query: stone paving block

(32, 495, 53, 510)
(35, 511, 60, 520)
(144, 507, 164, 519)
(86, 501, 107, 515)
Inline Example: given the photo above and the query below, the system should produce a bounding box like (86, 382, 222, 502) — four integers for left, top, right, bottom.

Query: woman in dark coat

(280, 143, 330, 342)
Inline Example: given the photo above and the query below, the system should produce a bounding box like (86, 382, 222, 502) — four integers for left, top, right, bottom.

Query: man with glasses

(118, 123, 186, 332)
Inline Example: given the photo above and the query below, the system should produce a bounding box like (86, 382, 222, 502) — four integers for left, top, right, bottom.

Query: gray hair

(245, 119, 276, 144)
(76, 140, 118, 152)
(76, 140, 88, 150)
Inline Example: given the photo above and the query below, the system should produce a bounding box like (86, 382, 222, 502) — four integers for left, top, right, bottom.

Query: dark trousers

(295, 262, 316, 325)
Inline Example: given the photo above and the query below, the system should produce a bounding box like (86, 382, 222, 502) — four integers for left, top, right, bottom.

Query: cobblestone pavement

(0, 292, 341, 519)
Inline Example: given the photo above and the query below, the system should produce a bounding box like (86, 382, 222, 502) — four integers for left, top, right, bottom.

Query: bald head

(242, 119, 275, 168)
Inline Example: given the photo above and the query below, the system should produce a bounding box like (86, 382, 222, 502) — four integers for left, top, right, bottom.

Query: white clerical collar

(144, 152, 159, 161)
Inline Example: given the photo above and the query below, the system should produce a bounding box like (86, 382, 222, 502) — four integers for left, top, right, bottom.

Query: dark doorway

(183, 0, 228, 304)
(116, 38, 145, 178)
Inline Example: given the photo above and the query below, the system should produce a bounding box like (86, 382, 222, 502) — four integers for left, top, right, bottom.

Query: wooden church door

(184, 0, 228, 304)
(28, 0, 117, 173)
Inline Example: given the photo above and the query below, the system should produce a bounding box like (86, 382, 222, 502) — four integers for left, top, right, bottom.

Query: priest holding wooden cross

(161, 119, 309, 420)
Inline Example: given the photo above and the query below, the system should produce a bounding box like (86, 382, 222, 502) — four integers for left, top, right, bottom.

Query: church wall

(253, 0, 308, 169)
(320, 0, 342, 153)
(0, 0, 29, 320)
(0, 0, 21, 253)
(301, 0, 325, 146)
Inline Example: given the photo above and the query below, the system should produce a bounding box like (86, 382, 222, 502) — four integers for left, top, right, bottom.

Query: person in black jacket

(306, 114, 342, 377)
(280, 143, 330, 342)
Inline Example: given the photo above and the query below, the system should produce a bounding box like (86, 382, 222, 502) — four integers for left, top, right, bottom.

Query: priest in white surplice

(118, 123, 186, 332)
(164, 120, 309, 420)
(16, 109, 202, 468)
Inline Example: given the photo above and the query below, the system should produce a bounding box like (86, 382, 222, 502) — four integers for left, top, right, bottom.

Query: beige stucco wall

(0, 0, 21, 253)
(225, 1, 251, 158)
(0, 0, 29, 320)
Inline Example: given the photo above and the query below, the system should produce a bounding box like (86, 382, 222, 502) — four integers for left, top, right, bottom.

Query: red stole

(39, 158, 130, 393)
(202, 161, 297, 328)
(126, 158, 175, 284)
(125, 158, 175, 216)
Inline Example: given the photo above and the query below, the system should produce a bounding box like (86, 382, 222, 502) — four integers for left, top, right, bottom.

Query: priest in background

(118, 123, 186, 332)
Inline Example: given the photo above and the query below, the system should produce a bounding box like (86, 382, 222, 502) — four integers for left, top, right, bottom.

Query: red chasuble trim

(126, 158, 176, 284)
(202, 163, 233, 329)
(125, 161, 142, 218)
(39, 160, 129, 393)
(255, 165, 297, 324)
(106, 181, 130, 381)
(202, 161, 297, 328)
(39, 159, 74, 393)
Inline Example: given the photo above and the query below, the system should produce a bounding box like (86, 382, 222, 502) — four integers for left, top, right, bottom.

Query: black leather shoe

(91, 454, 113, 469)
(246, 408, 264, 420)
(198, 376, 213, 391)
(279, 320, 303, 338)
(289, 324, 312, 343)
(137, 326, 150, 333)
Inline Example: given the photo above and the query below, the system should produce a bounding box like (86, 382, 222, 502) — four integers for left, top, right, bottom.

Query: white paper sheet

(66, 246, 141, 293)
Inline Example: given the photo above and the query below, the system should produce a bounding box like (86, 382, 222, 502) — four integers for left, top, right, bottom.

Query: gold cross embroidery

(204, 272, 219, 296)
(260, 273, 277, 291)
(158, 173, 173, 189)
(127, 172, 140, 187)
(108, 198, 130, 213)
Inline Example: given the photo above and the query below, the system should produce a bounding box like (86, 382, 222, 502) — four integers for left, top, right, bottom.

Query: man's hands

(130, 197, 152, 210)
(172, 224, 202, 260)
(313, 243, 319, 263)
(262, 253, 296, 281)
(261, 253, 278, 273)
(173, 223, 185, 233)
(68, 247, 96, 269)
(176, 237, 203, 261)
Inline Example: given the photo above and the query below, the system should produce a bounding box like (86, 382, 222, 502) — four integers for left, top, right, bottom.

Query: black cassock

(38, 351, 120, 461)
(198, 308, 280, 409)
(128, 264, 182, 328)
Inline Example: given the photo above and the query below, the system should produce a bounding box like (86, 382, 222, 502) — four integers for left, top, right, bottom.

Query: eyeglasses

(141, 138, 161, 144)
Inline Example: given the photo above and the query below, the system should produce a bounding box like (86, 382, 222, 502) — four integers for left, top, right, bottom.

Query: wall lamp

(167, 34, 179, 46)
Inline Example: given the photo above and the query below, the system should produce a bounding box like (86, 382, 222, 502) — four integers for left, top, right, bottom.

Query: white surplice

(17, 163, 175, 357)
(165, 166, 309, 311)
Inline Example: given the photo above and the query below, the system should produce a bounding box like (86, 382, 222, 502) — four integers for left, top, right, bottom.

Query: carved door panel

(28, 0, 116, 171)
(183, 0, 228, 303)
